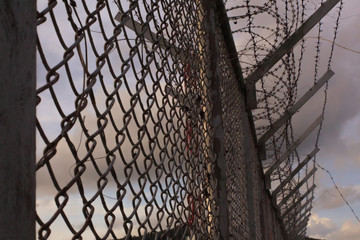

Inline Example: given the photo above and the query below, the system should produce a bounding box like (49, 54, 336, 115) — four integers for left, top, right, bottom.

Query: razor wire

(226, 0, 343, 238)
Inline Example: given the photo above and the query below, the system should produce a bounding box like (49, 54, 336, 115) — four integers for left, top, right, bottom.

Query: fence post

(201, 0, 230, 239)
(0, 1, 36, 239)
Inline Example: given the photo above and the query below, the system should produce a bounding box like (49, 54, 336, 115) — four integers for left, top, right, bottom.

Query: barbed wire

(311, 0, 344, 223)
(35, 0, 345, 239)
(304, 36, 360, 54)
(227, 0, 344, 237)
(314, 161, 360, 222)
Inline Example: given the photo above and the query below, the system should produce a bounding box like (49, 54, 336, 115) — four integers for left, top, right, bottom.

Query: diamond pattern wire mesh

(36, 0, 219, 239)
(35, 0, 342, 239)
(226, 2, 314, 238)
(218, 29, 250, 239)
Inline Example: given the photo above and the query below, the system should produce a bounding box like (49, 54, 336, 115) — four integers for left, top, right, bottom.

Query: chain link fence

(35, 0, 234, 239)
(35, 0, 343, 239)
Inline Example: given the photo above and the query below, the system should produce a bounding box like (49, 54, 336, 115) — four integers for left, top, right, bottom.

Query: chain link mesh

(218, 28, 250, 239)
(36, 1, 220, 239)
(35, 0, 343, 239)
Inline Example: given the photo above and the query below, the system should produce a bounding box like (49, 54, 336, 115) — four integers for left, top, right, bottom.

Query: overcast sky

(226, 0, 360, 238)
(301, 0, 360, 239)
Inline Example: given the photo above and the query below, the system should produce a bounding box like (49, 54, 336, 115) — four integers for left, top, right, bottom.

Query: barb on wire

(314, 161, 360, 222)
(227, 0, 344, 237)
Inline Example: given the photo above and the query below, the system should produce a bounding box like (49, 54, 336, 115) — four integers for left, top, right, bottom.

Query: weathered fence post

(201, 0, 230, 239)
(0, 1, 36, 239)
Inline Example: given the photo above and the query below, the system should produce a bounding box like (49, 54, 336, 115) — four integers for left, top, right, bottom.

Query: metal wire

(36, 0, 343, 239)
(36, 1, 218, 239)
(227, 0, 343, 238)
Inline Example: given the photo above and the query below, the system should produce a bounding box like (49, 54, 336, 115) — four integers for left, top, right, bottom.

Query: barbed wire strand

(314, 161, 360, 223)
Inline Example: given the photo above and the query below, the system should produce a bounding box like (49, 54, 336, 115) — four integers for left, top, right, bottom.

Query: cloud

(307, 214, 360, 240)
(326, 221, 360, 240)
(307, 213, 337, 237)
(313, 186, 360, 210)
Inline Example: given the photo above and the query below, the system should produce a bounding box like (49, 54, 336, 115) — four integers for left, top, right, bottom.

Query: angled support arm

(272, 148, 319, 196)
(277, 167, 317, 208)
(245, 0, 340, 109)
(282, 185, 315, 218)
(114, 12, 185, 61)
(258, 69, 334, 160)
(265, 116, 322, 178)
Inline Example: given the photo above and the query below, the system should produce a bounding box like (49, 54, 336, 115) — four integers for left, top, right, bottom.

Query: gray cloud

(326, 220, 360, 240)
(307, 213, 337, 237)
(309, 216, 360, 240)
(313, 186, 360, 210)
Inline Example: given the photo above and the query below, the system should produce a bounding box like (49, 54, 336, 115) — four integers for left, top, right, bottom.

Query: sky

(34, 0, 360, 239)
(298, 0, 360, 239)
(226, 0, 360, 238)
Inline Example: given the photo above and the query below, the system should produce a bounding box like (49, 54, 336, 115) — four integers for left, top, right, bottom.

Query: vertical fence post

(0, 1, 36, 239)
(201, 0, 229, 239)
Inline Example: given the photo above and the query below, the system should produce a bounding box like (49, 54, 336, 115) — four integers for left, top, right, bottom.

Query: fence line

(0, 0, 344, 239)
